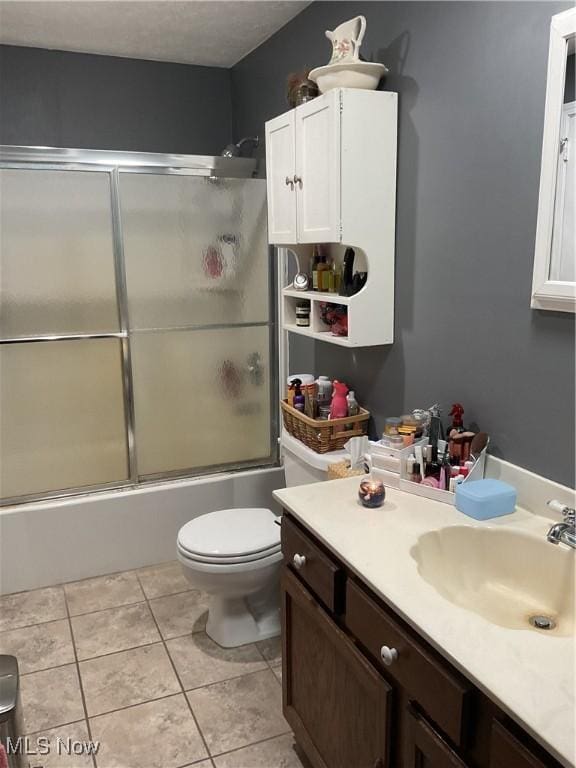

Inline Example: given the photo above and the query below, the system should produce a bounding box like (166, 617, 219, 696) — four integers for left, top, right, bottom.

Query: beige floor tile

(149, 590, 210, 639)
(256, 636, 282, 664)
(137, 561, 191, 599)
(90, 694, 208, 768)
(0, 619, 75, 674)
(24, 721, 95, 768)
(167, 632, 268, 691)
(21, 664, 85, 733)
(187, 669, 289, 755)
(65, 571, 144, 616)
(0, 587, 67, 632)
(214, 734, 305, 768)
(71, 603, 160, 660)
(80, 642, 180, 716)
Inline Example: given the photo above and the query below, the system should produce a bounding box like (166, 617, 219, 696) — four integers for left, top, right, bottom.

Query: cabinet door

(406, 707, 468, 768)
(490, 721, 551, 768)
(282, 568, 392, 768)
(265, 110, 297, 243)
(295, 90, 341, 243)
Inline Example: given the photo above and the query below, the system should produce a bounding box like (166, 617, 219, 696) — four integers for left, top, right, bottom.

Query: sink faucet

(546, 500, 576, 549)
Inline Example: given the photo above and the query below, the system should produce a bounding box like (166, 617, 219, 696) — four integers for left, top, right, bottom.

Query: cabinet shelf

(282, 323, 356, 347)
(282, 287, 353, 305)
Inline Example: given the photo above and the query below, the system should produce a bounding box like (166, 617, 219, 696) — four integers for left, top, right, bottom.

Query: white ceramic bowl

(309, 61, 388, 93)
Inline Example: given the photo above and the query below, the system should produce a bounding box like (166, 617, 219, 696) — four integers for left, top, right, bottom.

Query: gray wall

(232, 1, 575, 486)
(0, 45, 233, 154)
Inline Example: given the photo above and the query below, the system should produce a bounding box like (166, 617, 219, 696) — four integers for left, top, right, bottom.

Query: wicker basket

(281, 400, 370, 453)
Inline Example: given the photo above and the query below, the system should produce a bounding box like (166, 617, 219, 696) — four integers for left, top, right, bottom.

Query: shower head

(221, 136, 260, 158)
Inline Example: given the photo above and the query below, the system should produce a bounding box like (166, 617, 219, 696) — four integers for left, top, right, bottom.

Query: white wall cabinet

(265, 88, 398, 347)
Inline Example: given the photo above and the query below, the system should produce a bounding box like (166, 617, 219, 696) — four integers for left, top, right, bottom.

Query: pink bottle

(330, 380, 349, 419)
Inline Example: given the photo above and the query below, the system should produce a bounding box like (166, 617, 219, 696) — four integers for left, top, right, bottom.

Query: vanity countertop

(273, 477, 575, 768)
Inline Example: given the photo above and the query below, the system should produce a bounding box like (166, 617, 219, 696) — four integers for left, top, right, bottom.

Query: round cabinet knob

(292, 553, 306, 570)
(380, 645, 398, 666)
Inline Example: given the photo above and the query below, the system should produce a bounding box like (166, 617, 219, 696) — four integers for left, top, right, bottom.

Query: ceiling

(0, 0, 310, 68)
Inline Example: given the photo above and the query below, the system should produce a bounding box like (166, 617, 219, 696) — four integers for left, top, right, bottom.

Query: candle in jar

(358, 478, 386, 508)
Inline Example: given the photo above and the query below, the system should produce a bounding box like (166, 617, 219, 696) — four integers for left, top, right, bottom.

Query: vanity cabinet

(283, 570, 392, 768)
(280, 513, 563, 768)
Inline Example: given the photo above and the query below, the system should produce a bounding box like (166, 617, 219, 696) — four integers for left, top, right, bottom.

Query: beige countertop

(274, 477, 575, 768)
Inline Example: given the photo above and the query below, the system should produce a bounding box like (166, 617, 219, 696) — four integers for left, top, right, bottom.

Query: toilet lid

(177, 508, 281, 559)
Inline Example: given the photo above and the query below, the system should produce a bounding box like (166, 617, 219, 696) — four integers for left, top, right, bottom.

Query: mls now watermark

(6, 735, 100, 757)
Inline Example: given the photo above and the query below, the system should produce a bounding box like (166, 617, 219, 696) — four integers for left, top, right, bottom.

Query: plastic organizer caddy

(368, 437, 488, 506)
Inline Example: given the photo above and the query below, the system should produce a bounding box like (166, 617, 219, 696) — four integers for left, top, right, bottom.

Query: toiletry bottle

(318, 250, 329, 292)
(346, 390, 359, 418)
(316, 376, 332, 407)
(293, 381, 305, 412)
(330, 380, 349, 419)
(287, 378, 302, 407)
(411, 462, 422, 483)
(312, 246, 320, 291)
(447, 403, 466, 436)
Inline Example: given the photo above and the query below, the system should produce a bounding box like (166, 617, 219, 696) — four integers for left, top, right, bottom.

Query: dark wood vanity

(280, 513, 563, 768)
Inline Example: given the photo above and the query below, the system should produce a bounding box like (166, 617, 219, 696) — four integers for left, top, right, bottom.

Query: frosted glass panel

(131, 326, 271, 476)
(0, 339, 128, 498)
(0, 169, 120, 338)
(120, 174, 269, 329)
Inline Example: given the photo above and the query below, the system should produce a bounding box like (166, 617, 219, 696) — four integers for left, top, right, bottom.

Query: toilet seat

(177, 508, 281, 565)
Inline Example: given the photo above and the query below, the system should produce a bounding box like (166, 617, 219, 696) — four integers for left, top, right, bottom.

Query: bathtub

(0, 467, 285, 594)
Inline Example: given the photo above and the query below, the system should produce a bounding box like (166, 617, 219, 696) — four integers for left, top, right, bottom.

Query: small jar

(383, 416, 402, 436)
(295, 302, 310, 327)
(358, 478, 386, 508)
(381, 434, 404, 450)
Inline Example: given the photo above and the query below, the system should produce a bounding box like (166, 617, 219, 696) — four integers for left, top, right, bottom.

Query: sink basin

(411, 526, 574, 635)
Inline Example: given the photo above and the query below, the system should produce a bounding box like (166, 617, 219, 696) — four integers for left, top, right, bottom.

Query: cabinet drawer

(490, 721, 550, 768)
(281, 516, 344, 613)
(346, 579, 471, 747)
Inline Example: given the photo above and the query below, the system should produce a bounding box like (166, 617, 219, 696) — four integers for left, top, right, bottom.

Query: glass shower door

(119, 172, 273, 478)
(0, 168, 130, 499)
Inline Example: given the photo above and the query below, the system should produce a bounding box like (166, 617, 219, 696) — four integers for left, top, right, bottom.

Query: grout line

(88, 691, 186, 721)
(67, 597, 149, 620)
(209, 729, 294, 761)
(24, 718, 89, 737)
(64, 598, 97, 768)
(134, 570, 214, 762)
(75, 639, 163, 665)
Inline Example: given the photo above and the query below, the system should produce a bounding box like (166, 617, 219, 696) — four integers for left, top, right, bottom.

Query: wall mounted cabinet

(265, 88, 398, 346)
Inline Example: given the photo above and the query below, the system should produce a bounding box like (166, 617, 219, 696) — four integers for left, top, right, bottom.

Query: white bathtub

(0, 467, 285, 594)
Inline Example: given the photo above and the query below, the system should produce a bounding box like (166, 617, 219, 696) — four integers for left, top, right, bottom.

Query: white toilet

(177, 433, 348, 647)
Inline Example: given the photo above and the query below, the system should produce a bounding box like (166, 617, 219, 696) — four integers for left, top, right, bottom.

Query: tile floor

(0, 562, 305, 768)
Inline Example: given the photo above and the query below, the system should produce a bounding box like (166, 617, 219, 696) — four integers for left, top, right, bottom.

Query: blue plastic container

(455, 479, 517, 520)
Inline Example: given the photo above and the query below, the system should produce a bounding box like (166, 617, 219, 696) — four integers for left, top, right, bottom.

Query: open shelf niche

(281, 242, 391, 348)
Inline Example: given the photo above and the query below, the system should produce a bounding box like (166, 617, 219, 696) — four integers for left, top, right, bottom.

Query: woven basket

(281, 400, 370, 454)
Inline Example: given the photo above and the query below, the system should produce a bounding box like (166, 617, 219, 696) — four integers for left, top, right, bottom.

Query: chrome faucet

(546, 500, 576, 549)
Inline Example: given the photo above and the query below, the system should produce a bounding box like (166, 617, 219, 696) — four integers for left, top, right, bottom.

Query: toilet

(177, 433, 348, 647)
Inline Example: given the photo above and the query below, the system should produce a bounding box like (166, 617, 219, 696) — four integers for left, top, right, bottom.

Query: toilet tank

(281, 431, 349, 487)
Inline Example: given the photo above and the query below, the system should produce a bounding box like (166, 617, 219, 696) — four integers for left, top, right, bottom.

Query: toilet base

(205, 583, 280, 648)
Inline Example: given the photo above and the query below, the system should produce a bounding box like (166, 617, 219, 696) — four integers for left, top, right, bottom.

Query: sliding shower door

(119, 172, 272, 478)
(0, 168, 130, 499)
(0, 151, 276, 505)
